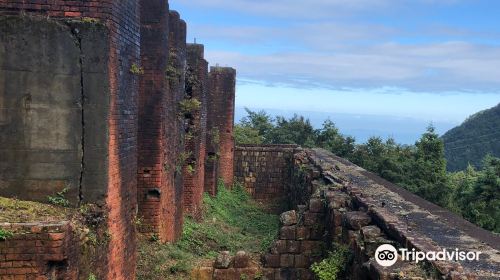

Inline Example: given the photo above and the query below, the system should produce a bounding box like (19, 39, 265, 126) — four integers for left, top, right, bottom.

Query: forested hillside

(442, 103, 500, 171)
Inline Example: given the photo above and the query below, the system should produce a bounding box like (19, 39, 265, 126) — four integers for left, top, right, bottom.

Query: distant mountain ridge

(442, 103, 500, 171)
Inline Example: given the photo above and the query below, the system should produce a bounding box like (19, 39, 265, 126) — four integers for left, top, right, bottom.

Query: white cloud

(173, 0, 500, 92)
(207, 42, 500, 91)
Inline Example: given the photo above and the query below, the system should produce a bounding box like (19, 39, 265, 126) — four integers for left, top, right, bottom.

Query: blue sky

(170, 0, 500, 142)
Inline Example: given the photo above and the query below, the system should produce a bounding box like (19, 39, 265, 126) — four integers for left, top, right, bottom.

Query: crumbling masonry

(0, 0, 236, 279)
(1, 1, 499, 280)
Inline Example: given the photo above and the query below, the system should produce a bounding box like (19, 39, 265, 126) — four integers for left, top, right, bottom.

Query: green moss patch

(0, 196, 70, 223)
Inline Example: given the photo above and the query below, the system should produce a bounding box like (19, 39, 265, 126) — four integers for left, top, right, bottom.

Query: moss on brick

(0, 196, 70, 223)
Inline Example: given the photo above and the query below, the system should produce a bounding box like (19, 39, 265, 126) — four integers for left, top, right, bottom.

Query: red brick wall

(0, 0, 113, 18)
(100, 1, 140, 279)
(234, 145, 299, 201)
(206, 67, 236, 188)
(183, 44, 208, 218)
(167, 10, 187, 240)
(0, 222, 78, 280)
(137, 0, 172, 242)
(0, 1, 141, 279)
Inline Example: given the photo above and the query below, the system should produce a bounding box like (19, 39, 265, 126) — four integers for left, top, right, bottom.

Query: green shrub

(47, 188, 70, 207)
(179, 98, 201, 114)
(129, 63, 144, 75)
(311, 244, 351, 280)
(0, 229, 14, 241)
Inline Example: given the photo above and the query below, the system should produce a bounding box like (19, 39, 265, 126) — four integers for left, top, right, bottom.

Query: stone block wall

(261, 148, 500, 280)
(192, 251, 262, 280)
(183, 44, 209, 219)
(206, 67, 236, 189)
(234, 145, 299, 201)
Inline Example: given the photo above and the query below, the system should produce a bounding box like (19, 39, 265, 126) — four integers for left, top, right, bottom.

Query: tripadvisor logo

(375, 244, 482, 267)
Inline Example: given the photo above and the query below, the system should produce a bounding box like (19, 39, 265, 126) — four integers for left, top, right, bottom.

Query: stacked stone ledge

(262, 199, 325, 280)
(190, 251, 261, 279)
(259, 150, 436, 280)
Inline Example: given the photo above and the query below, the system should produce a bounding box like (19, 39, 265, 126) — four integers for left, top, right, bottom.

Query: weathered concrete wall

(206, 66, 236, 189)
(0, 1, 141, 278)
(167, 10, 187, 240)
(183, 43, 208, 219)
(137, 0, 171, 242)
(0, 16, 110, 207)
(0, 16, 83, 205)
(234, 145, 299, 201)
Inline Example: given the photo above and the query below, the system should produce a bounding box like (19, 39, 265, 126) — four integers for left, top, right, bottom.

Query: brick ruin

(1, 2, 499, 280)
(0, 0, 236, 279)
(206, 66, 237, 190)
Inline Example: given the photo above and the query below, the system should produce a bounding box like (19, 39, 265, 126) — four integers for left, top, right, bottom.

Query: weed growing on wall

(129, 63, 144, 75)
(179, 98, 201, 114)
(47, 188, 70, 207)
(311, 243, 351, 280)
(0, 228, 14, 240)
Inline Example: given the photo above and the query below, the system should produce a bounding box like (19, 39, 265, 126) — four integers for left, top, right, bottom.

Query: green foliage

(186, 164, 195, 175)
(87, 273, 97, 280)
(238, 108, 274, 143)
(448, 156, 500, 233)
(129, 63, 144, 75)
(166, 50, 181, 83)
(316, 120, 356, 157)
(165, 65, 179, 81)
(236, 108, 499, 233)
(150, 234, 160, 243)
(234, 124, 263, 144)
(81, 17, 100, 24)
(47, 188, 70, 207)
(177, 181, 279, 255)
(136, 181, 279, 279)
(311, 244, 351, 280)
(211, 127, 221, 145)
(179, 98, 201, 114)
(168, 261, 190, 274)
(269, 115, 317, 147)
(0, 228, 14, 241)
(442, 103, 500, 171)
(176, 151, 193, 174)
